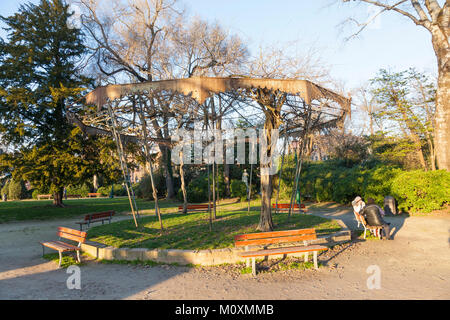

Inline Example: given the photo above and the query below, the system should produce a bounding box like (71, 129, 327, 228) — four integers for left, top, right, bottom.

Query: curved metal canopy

(85, 76, 351, 115)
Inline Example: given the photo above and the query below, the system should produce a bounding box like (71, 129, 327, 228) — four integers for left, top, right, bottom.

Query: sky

(0, 0, 439, 130)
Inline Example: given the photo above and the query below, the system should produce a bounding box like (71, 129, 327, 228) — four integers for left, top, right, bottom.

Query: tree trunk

(179, 151, 188, 214)
(426, 134, 436, 171)
(53, 189, 64, 207)
(259, 169, 274, 231)
(432, 28, 450, 171)
(93, 174, 98, 191)
(161, 145, 175, 199)
(224, 164, 230, 197)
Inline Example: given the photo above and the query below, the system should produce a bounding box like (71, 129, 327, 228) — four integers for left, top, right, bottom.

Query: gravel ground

(0, 205, 449, 300)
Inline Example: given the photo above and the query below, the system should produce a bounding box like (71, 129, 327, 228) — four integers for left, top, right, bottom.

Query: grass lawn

(0, 197, 180, 223)
(87, 199, 341, 250)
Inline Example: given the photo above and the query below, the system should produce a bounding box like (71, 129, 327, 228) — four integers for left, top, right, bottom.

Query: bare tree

(354, 83, 380, 135)
(341, 0, 449, 170)
(79, 0, 184, 198)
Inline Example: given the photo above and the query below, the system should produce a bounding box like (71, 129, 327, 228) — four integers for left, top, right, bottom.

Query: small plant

(240, 266, 253, 274)
(278, 260, 315, 271)
(43, 253, 84, 268)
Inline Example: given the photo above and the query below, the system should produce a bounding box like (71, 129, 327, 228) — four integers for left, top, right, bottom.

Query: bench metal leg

(42, 245, 45, 257)
(251, 257, 256, 276)
(58, 251, 62, 268)
(76, 250, 81, 263)
(304, 252, 308, 263)
(245, 246, 250, 267)
(313, 251, 318, 269)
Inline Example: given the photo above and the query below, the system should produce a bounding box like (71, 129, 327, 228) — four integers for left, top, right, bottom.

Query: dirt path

(0, 205, 449, 300)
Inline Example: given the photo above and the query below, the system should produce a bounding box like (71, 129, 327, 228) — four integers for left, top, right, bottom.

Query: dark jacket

(362, 204, 385, 226)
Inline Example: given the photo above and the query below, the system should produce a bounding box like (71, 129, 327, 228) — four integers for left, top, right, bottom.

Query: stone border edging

(81, 229, 351, 266)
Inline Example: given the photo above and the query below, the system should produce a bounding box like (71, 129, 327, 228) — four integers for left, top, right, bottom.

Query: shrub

(177, 173, 226, 203)
(97, 186, 111, 196)
(230, 180, 247, 199)
(135, 174, 154, 200)
(391, 170, 450, 213)
(32, 189, 40, 200)
(278, 157, 449, 213)
(97, 184, 127, 197)
(8, 179, 25, 200)
(66, 183, 90, 197)
(1, 180, 10, 197)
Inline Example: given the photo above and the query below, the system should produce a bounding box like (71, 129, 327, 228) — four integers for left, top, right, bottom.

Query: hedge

(278, 157, 449, 213)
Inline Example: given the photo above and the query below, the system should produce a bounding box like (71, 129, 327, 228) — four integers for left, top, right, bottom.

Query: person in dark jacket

(362, 199, 391, 240)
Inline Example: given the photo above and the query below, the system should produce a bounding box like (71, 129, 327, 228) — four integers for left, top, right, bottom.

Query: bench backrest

(272, 203, 305, 209)
(234, 228, 317, 247)
(84, 210, 115, 221)
(178, 204, 211, 209)
(57, 227, 87, 244)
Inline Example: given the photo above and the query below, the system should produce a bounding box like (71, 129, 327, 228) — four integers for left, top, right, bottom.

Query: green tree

(370, 69, 436, 171)
(0, 0, 94, 206)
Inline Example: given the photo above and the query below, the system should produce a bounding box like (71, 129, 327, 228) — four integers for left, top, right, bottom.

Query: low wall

(81, 229, 351, 266)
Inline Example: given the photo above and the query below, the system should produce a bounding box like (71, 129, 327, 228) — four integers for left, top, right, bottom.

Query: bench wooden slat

(42, 240, 80, 251)
(58, 227, 86, 238)
(272, 203, 305, 208)
(83, 211, 114, 221)
(237, 244, 327, 258)
(57, 231, 86, 244)
(234, 228, 315, 241)
(178, 204, 214, 213)
(178, 205, 211, 209)
(235, 234, 317, 247)
(41, 241, 73, 252)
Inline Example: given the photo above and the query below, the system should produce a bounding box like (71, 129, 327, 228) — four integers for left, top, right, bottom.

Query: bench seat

(237, 244, 327, 258)
(40, 241, 81, 252)
(178, 204, 214, 213)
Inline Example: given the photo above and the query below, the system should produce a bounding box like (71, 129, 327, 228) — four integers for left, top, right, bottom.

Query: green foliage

(1, 180, 9, 196)
(8, 178, 25, 200)
(66, 183, 91, 197)
(0, 1, 120, 205)
(31, 189, 40, 200)
(135, 172, 165, 199)
(97, 184, 126, 197)
(391, 170, 450, 213)
(43, 253, 83, 268)
(230, 179, 247, 199)
(278, 157, 448, 213)
(177, 172, 226, 203)
(369, 68, 436, 170)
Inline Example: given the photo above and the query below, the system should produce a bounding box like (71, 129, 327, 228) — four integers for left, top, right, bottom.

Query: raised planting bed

(83, 209, 351, 266)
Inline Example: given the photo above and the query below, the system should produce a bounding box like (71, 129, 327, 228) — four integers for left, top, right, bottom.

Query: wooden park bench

(40, 227, 86, 268)
(87, 193, 102, 198)
(66, 194, 81, 199)
(37, 194, 52, 200)
(76, 210, 115, 231)
(234, 228, 327, 276)
(272, 203, 307, 213)
(178, 204, 215, 213)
